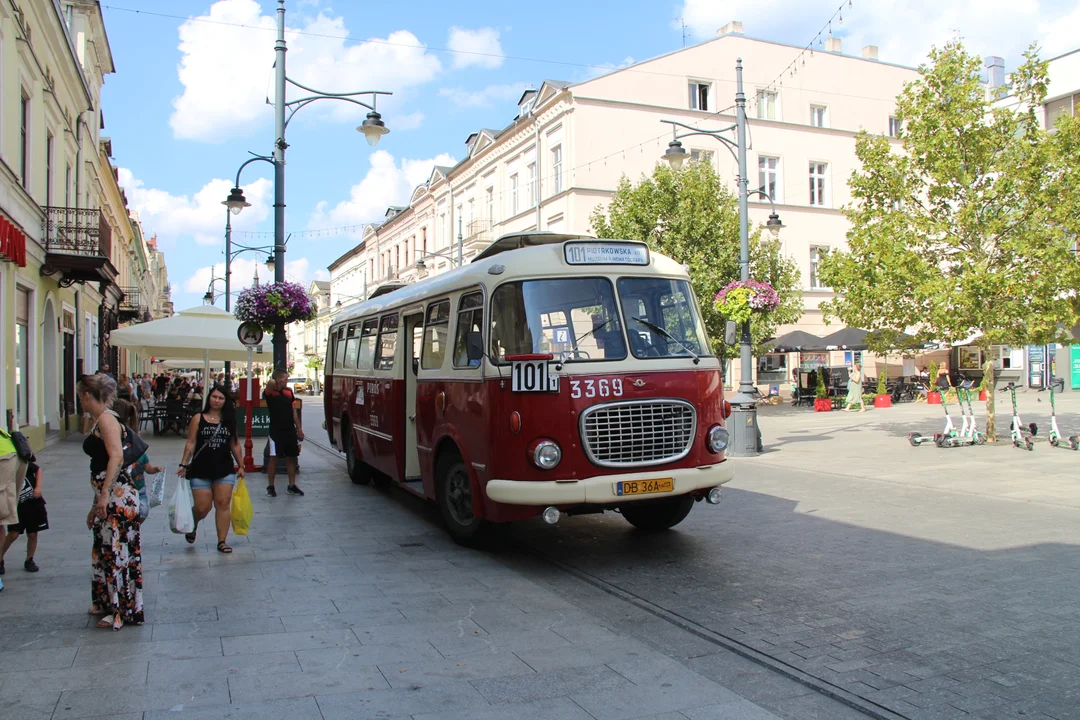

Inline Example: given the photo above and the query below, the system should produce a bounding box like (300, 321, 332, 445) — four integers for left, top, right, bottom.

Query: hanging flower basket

(234, 281, 317, 333)
(714, 280, 781, 325)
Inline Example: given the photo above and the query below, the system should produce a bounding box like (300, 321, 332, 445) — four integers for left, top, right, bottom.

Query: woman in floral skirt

(78, 374, 144, 630)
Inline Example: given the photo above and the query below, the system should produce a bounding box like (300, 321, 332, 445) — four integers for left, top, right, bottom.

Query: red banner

(0, 215, 27, 267)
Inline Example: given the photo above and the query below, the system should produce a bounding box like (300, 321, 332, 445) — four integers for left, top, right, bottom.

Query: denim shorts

(189, 474, 237, 491)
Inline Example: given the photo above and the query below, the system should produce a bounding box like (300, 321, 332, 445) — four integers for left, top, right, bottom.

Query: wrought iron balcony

(40, 207, 118, 287)
(465, 218, 492, 244)
(118, 286, 150, 323)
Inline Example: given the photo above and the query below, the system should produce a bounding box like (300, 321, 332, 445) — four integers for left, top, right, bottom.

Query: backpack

(0, 429, 33, 462)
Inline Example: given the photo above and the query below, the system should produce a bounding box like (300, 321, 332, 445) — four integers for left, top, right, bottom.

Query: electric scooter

(908, 383, 956, 446)
(1042, 378, 1078, 450)
(1005, 382, 1035, 451)
(944, 381, 986, 447)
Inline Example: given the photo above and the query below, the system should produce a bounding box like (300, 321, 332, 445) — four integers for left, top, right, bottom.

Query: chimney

(717, 21, 744, 36)
(985, 56, 1004, 88)
(825, 37, 842, 54)
(861, 45, 879, 60)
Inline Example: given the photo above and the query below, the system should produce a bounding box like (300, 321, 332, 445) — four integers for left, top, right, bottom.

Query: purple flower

(235, 281, 317, 331)
(714, 280, 780, 312)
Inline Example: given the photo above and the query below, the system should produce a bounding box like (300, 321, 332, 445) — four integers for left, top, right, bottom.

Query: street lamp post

(268, 0, 390, 370)
(660, 58, 783, 458)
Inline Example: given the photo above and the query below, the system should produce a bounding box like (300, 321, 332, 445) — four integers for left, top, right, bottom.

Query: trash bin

(727, 404, 762, 457)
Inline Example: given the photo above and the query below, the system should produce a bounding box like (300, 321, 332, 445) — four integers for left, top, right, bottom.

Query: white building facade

(328, 24, 921, 388)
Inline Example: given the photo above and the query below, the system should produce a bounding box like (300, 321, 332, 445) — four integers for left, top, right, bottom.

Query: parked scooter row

(908, 378, 1078, 451)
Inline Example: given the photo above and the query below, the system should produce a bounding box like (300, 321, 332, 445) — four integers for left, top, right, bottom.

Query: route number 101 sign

(511, 359, 560, 393)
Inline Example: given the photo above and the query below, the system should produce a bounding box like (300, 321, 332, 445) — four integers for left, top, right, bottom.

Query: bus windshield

(490, 278, 627, 363)
(617, 277, 710, 359)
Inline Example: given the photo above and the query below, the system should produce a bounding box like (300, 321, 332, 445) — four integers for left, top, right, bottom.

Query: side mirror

(724, 321, 737, 345)
(411, 357, 419, 376)
(466, 332, 484, 363)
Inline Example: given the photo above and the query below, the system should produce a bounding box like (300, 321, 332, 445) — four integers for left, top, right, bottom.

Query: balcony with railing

(40, 207, 118, 287)
(464, 218, 492, 247)
(118, 287, 150, 323)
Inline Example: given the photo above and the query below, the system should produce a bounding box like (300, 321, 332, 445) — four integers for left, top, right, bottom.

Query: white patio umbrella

(109, 305, 268, 384)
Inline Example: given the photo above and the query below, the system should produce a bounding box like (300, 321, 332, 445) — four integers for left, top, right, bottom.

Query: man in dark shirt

(264, 369, 304, 497)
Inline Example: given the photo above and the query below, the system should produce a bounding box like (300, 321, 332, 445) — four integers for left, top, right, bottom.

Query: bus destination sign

(564, 242, 649, 266)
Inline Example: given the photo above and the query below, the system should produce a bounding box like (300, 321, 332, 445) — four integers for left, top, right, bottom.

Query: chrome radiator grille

(580, 399, 696, 467)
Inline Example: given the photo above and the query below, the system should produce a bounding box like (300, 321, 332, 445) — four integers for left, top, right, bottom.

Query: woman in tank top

(177, 386, 244, 553)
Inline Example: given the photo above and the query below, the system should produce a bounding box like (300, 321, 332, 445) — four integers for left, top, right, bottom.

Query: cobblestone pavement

(2, 419, 833, 720)
(509, 390, 1080, 720)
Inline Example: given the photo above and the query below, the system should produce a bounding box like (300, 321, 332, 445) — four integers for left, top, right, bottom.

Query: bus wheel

(620, 495, 694, 532)
(343, 426, 371, 486)
(436, 453, 488, 544)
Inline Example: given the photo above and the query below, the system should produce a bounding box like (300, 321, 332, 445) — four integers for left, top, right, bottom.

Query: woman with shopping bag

(177, 387, 245, 553)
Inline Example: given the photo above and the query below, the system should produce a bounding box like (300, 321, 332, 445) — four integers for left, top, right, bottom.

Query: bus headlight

(530, 440, 562, 470)
(707, 425, 729, 453)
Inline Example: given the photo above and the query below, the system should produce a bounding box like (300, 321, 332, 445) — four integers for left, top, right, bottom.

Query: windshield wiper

(632, 316, 700, 364)
(555, 319, 612, 369)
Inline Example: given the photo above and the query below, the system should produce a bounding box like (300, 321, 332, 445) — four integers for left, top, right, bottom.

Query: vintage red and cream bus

(324, 232, 733, 543)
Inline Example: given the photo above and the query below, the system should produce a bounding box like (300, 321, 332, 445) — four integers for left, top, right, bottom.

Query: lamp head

(265, 255, 276, 277)
(766, 212, 785, 237)
(222, 187, 250, 215)
(202, 291, 214, 305)
(663, 139, 688, 171)
(415, 257, 427, 271)
(335, 300, 342, 308)
(358, 111, 389, 147)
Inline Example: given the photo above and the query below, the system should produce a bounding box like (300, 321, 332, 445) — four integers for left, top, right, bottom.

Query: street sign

(237, 322, 264, 347)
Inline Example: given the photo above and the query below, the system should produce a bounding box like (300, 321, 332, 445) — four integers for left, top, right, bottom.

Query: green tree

(589, 159, 802, 361)
(819, 42, 1080, 440)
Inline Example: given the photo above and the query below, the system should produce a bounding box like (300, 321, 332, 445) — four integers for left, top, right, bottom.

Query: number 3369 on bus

(570, 378, 624, 399)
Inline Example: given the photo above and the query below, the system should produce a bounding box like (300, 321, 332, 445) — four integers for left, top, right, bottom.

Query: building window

(690, 149, 714, 165)
(46, 132, 54, 207)
(688, 81, 710, 111)
(758, 156, 780, 203)
(440, 212, 447, 248)
(510, 173, 519, 215)
(756, 90, 777, 120)
(467, 198, 474, 227)
(810, 105, 827, 128)
(888, 116, 901, 137)
(809, 162, 828, 207)
(809, 247, 825, 289)
(15, 288, 31, 426)
(527, 162, 536, 206)
(486, 187, 494, 223)
(20, 92, 30, 190)
(551, 145, 563, 195)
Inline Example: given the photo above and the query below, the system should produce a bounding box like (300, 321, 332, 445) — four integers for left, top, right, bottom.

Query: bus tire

(620, 495, 694, 532)
(343, 425, 371, 486)
(436, 451, 488, 545)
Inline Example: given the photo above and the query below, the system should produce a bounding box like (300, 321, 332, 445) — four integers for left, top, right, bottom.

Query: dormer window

(688, 81, 710, 111)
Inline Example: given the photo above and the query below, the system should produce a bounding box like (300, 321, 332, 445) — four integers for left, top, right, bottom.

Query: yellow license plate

(615, 478, 674, 496)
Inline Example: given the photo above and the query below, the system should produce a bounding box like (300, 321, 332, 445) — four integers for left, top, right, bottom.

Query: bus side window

(453, 291, 484, 368)
(334, 327, 347, 370)
(343, 323, 361, 369)
(422, 300, 451, 370)
(375, 314, 399, 371)
(412, 324, 423, 376)
(358, 319, 379, 370)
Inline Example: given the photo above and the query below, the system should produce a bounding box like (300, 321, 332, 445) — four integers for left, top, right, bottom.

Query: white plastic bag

(168, 477, 195, 534)
(148, 470, 166, 508)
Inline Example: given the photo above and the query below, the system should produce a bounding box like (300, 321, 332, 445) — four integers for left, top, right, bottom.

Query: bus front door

(403, 313, 423, 481)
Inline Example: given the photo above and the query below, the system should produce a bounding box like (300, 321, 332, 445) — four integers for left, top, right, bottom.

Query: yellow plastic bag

(231, 476, 253, 536)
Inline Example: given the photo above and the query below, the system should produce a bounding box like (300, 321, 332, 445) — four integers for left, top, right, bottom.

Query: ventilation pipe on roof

(825, 37, 842, 54)
(861, 45, 879, 60)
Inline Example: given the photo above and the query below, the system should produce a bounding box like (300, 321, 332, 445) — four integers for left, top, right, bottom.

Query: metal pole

(224, 208, 232, 380)
(242, 345, 257, 473)
(272, 0, 288, 371)
(728, 57, 761, 457)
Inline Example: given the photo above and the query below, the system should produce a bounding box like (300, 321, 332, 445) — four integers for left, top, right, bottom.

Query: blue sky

(101, 0, 1080, 311)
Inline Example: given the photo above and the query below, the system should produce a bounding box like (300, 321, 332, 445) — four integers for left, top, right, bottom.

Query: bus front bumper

(484, 462, 734, 506)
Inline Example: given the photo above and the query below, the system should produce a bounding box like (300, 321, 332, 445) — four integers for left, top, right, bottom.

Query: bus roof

(332, 233, 690, 326)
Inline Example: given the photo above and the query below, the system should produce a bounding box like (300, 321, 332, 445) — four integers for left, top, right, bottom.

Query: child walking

(1, 456, 48, 575)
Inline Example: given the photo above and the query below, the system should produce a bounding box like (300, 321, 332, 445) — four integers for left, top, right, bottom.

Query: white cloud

(677, 0, 1076, 68)
(170, 0, 441, 142)
(583, 56, 636, 80)
(438, 83, 529, 109)
(184, 256, 316, 296)
(308, 150, 457, 230)
(447, 26, 504, 69)
(118, 168, 272, 247)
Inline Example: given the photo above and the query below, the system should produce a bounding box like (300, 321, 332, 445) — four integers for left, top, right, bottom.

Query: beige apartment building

(328, 23, 920, 388)
(0, 0, 168, 448)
